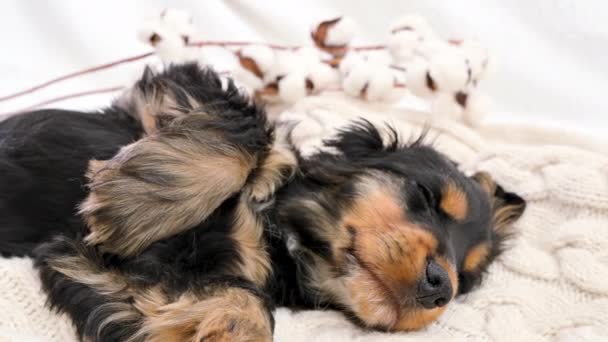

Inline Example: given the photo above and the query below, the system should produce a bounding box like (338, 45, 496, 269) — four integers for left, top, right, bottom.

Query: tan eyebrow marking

(463, 242, 491, 272)
(440, 183, 468, 221)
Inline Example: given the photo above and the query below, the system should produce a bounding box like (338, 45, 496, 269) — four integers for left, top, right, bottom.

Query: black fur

(0, 108, 142, 257)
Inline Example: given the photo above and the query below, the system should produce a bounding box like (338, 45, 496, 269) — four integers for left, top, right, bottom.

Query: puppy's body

(0, 108, 142, 256)
(0, 64, 525, 341)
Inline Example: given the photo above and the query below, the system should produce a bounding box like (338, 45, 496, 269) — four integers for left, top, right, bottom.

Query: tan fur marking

(347, 270, 399, 328)
(245, 143, 296, 203)
(392, 306, 447, 331)
(136, 288, 272, 342)
(493, 203, 526, 233)
(231, 198, 272, 286)
(342, 180, 438, 285)
(49, 255, 131, 300)
(47, 251, 146, 340)
(131, 287, 169, 318)
(81, 113, 258, 256)
(463, 242, 491, 272)
(336, 174, 456, 331)
(139, 102, 159, 134)
(130, 86, 196, 134)
(472, 171, 525, 233)
(440, 183, 468, 221)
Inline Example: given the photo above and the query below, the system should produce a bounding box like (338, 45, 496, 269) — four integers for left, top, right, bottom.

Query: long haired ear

(472, 172, 526, 237)
(457, 171, 526, 294)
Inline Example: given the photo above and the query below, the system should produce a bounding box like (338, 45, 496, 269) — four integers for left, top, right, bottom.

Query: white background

(0, 1, 606, 141)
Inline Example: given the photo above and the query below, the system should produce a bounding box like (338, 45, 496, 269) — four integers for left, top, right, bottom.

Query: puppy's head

(278, 121, 525, 331)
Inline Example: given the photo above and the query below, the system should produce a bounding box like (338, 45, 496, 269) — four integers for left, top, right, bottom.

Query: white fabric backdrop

(0, 1, 606, 137)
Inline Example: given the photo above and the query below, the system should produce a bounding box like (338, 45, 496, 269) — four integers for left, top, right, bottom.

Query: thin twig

(0, 41, 393, 105)
(188, 40, 388, 51)
(0, 52, 153, 102)
(3, 86, 125, 116)
(188, 41, 299, 50)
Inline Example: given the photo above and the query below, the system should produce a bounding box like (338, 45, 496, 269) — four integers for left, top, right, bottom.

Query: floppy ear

(471, 171, 526, 236)
(456, 171, 526, 294)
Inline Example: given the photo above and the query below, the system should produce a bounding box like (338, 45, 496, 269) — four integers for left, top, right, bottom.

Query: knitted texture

(1, 94, 607, 341)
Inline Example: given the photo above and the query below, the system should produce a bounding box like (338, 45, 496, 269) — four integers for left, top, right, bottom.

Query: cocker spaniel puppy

(0, 63, 525, 341)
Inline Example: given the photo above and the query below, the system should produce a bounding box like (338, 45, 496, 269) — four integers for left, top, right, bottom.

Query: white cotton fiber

(240, 45, 276, 73)
(324, 17, 356, 46)
(365, 66, 394, 101)
(232, 66, 265, 90)
(294, 47, 322, 68)
(154, 30, 188, 63)
(308, 62, 340, 91)
(460, 40, 490, 81)
(390, 14, 435, 40)
(341, 63, 370, 98)
(136, 19, 162, 45)
(405, 58, 434, 99)
(428, 52, 469, 92)
(278, 73, 308, 103)
(338, 53, 365, 76)
(264, 51, 300, 84)
(161, 8, 194, 37)
(415, 39, 450, 59)
(388, 30, 420, 62)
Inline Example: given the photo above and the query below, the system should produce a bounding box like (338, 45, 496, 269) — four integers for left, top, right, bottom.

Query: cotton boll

(405, 58, 434, 99)
(161, 8, 194, 37)
(460, 40, 491, 81)
(308, 62, 340, 91)
(390, 15, 435, 40)
(416, 39, 450, 59)
(462, 91, 491, 127)
(325, 17, 356, 46)
(339, 53, 365, 75)
(363, 50, 393, 67)
(278, 73, 308, 103)
(388, 30, 420, 62)
(342, 63, 370, 98)
(161, 8, 192, 25)
(154, 31, 188, 63)
(138, 9, 192, 50)
(262, 51, 293, 84)
(137, 19, 164, 45)
(240, 45, 276, 73)
(428, 52, 469, 92)
(431, 92, 463, 120)
(365, 66, 395, 101)
(295, 47, 322, 68)
(232, 66, 265, 90)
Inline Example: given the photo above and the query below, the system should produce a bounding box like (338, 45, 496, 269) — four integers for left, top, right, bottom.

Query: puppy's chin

(342, 268, 449, 331)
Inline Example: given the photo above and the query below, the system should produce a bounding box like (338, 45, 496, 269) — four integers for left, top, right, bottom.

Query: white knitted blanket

(1, 95, 607, 342)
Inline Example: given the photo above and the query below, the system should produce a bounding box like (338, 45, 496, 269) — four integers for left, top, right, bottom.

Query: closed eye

(416, 182, 436, 209)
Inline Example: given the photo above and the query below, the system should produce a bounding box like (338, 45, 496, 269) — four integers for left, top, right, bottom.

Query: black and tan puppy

(0, 63, 525, 341)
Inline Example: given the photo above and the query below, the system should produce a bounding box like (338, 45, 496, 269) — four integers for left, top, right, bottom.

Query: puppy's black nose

(417, 259, 453, 309)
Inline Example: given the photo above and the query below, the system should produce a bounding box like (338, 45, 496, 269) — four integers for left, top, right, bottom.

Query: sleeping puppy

(0, 63, 525, 341)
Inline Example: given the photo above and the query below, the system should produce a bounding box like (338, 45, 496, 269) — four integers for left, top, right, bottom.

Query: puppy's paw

(141, 287, 273, 342)
(195, 318, 272, 342)
(246, 143, 297, 206)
